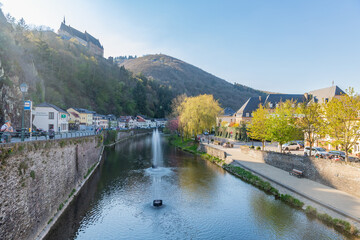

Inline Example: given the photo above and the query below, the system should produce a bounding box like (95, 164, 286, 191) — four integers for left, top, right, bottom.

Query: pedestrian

(1, 120, 14, 143)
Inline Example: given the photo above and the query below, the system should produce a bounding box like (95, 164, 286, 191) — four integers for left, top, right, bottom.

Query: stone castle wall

(0, 136, 102, 240)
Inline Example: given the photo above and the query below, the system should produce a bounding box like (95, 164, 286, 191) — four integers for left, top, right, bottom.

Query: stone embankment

(0, 129, 149, 240)
(237, 146, 360, 199)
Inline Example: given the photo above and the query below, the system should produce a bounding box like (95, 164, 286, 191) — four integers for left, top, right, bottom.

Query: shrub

(305, 206, 317, 216)
(30, 170, 35, 179)
(249, 145, 255, 149)
(256, 146, 261, 150)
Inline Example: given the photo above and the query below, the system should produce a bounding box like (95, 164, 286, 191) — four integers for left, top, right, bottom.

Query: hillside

(0, 9, 173, 127)
(120, 54, 266, 110)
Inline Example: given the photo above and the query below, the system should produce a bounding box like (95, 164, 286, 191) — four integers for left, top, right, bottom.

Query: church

(58, 18, 104, 57)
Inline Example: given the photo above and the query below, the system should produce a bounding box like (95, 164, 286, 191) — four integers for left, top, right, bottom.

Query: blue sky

(2, 0, 360, 94)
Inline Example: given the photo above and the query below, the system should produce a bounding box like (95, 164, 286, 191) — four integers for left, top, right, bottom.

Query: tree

(178, 94, 223, 140)
(268, 100, 302, 152)
(323, 88, 360, 162)
(248, 104, 270, 150)
(166, 118, 179, 133)
(296, 102, 324, 156)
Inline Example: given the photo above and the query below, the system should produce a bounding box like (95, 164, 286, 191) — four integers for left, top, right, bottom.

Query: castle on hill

(58, 18, 104, 57)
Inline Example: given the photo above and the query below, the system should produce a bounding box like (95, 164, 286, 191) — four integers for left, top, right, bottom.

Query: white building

(33, 102, 69, 132)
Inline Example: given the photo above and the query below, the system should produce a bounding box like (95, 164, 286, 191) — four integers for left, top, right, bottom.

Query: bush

(256, 146, 261, 150)
(249, 145, 255, 149)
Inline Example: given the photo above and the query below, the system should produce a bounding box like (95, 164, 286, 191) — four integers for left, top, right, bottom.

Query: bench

(289, 169, 304, 178)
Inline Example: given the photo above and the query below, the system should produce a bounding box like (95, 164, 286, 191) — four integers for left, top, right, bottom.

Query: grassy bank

(169, 134, 359, 238)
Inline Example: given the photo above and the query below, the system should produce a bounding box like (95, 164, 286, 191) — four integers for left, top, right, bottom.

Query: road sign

(61, 114, 67, 118)
(24, 101, 31, 110)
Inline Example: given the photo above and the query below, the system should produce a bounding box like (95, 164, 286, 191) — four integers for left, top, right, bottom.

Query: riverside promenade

(204, 143, 360, 222)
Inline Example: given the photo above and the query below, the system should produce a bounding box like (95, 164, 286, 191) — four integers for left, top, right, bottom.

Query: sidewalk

(205, 143, 360, 222)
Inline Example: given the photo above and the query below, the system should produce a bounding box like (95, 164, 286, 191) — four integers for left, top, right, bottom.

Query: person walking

(1, 120, 14, 143)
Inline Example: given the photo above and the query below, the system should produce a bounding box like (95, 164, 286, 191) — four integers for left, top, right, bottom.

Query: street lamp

(20, 83, 28, 142)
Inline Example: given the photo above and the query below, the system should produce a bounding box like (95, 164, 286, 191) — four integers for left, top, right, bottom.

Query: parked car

(282, 142, 301, 151)
(295, 141, 305, 148)
(304, 147, 329, 158)
(328, 151, 346, 160)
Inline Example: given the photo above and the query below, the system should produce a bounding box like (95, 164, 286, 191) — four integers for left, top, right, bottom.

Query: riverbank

(169, 135, 360, 238)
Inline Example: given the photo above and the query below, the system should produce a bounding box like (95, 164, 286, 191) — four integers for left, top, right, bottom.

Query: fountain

(151, 128, 163, 207)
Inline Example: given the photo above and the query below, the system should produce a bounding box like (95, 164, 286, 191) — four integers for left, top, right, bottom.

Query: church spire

(63, 16, 66, 25)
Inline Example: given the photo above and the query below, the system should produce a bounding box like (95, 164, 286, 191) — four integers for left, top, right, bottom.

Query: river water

(45, 134, 345, 240)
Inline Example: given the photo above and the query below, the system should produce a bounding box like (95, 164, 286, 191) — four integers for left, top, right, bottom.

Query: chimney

(259, 96, 262, 102)
(304, 93, 308, 101)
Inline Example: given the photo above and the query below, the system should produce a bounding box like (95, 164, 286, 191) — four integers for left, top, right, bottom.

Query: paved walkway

(205, 143, 360, 222)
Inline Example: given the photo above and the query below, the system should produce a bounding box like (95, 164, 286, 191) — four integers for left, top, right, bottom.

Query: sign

(61, 114, 67, 119)
(35, 112, 48, 116)
(24, 101, 32, 110)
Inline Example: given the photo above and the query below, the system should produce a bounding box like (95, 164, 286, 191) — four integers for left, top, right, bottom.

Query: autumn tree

(268, 100, 302, 152)
(323, 88, 360, 162)
(296, 102, 324, 156)
(248, 104, 270, 150)
(178, 94, 223, 140)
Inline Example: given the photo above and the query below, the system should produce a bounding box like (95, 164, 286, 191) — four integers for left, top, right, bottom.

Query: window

(48, 124, 54, 130)
(246, 113, 249, 117)
(49, 112, 54, 119)
(269, 103, 273, 108)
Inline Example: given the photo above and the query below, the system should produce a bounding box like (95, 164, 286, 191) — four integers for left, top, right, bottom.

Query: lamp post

(20, 83, 28, 142)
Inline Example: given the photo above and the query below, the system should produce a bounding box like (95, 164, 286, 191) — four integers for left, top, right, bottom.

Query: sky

(1, 0, 360, 94)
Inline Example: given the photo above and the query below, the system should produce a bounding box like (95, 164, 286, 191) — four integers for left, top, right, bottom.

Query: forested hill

(120, 54, 266, 110)
(0, 9, 172, 126)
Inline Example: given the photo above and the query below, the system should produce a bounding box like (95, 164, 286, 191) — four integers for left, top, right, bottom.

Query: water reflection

(45, 134, 344, 240)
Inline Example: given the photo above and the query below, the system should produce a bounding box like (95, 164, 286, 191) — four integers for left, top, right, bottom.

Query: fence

(0, 130, 99, 144)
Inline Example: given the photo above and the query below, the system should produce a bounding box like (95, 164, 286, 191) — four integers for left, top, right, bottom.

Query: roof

(73, 108, 95, 114)
(223, 107, 235, 116)
(59, 23, 103, 49)
(235, 97, 264, 117)
(308, 86, 345, 104)
(85, 31, 103, 49)
(137, 114, 150, 120)
(68, 111, 80, 118)
(36, 102, 67, 113)
(264, 94, 305, 108)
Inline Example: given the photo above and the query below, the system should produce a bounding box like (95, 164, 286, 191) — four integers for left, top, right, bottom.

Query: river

(45, 134, 344, 239)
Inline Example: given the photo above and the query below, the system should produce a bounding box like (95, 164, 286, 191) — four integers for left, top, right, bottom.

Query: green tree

(268, 100, 302, 152)
(296, 102, 324, 156)
(248, 104, 270, 150)
(179, 94, 223, 139)
(324, 88, 360, 162)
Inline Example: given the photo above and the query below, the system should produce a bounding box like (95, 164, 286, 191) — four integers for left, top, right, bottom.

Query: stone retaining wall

(0, 136, 102, 240)
(239, 146, 360, 198)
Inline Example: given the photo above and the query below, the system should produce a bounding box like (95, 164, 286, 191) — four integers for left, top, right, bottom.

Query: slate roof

(36, 102, 67, 113)
(73, 108, 94, 114)
(223, 107, 235, 116)
(308, 86, 345, 104)
(59, 23, 103, 49)
(235, 97, 264, 117)
(264, 94, 305, 108)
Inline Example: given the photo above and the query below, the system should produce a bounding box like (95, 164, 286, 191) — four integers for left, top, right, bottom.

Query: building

(99, 115, 109, 129)
(154, 118, 168, 128)
(58, 18, 104, 57)
(33, 102, 69, 132)
(216, 107, 236, 127)
(107, 114, 118, 129)
(67, 111, 81, 130)
(67, 108, 94, 126)
(93, 113, 102, 127)
(136, 115, 152, 128)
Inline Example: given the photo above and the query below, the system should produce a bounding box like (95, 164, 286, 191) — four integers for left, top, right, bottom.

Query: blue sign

(24, 101, 31, 110)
